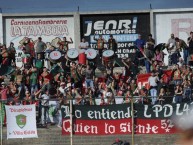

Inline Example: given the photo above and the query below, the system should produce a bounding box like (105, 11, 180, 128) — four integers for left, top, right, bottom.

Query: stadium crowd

(0, 31, 193, 127)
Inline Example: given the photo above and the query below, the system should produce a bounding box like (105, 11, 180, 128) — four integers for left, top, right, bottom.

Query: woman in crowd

(158, 88, 166, 104)
(174, 84, 183, 103)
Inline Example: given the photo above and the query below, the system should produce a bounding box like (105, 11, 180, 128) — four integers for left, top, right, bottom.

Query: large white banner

(5, 17, 75, 48)
(0, 13, 3, 44)
(5, 104, 38, 139)
(155, 12, 193, 65)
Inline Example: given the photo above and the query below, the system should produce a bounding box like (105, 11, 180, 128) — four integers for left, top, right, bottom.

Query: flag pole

(131, 96, 134, 145)
(70, 99, 73, 145)
(0, 100, 3, 145)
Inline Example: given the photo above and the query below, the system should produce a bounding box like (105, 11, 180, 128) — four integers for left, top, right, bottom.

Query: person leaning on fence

(48, 95, 58, 125)
(172, 64, 182, 85)
(148, 71, 159, 105)
(182, 78, 192, 102)
(39, 89, 50, 126)
(157, 88, 166, 104)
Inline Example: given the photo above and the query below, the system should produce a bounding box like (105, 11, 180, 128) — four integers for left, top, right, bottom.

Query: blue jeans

(145, 60, 151, 73)
(85, 79, 94, 89)
(171, 53, 178, 65)
(31, 84, 38, 95)
(41, 106, 49, 125)
(173, 80, 182, 85)
(175, 96, 182, 103)
(184, 88, 192, 101)
(183, 49, 189, 64)
(150, 88, 157, 105)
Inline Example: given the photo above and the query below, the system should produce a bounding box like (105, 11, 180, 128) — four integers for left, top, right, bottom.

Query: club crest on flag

(16, 114, 27, 129)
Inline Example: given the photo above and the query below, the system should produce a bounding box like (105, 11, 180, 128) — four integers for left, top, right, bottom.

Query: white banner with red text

(5, 104, 38, 139)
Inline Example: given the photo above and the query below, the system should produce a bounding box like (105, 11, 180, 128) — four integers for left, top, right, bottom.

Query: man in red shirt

(0, 82, 9, 101)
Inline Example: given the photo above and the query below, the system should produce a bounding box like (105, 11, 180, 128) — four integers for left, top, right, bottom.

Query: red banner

(61, 103, 192, 135)
(62, 118, 177, 135)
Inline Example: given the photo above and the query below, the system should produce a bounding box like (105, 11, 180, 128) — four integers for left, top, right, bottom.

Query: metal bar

(131, 96, 134, 145)
(70, 99, 73, 145)
(0, 101, 3, 145)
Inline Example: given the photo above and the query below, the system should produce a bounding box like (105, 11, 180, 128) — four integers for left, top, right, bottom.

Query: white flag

(5, 104, 38, 139)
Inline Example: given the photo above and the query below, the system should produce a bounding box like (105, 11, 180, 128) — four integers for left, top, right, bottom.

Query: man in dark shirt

(188, 31, 193, 55)
(134, 34, 146, 50)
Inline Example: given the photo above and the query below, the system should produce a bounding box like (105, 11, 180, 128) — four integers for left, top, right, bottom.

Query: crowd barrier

(0, 96, 192, 145)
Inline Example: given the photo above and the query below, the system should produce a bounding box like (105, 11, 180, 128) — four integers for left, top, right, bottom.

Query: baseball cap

(1, 82, 5, 85)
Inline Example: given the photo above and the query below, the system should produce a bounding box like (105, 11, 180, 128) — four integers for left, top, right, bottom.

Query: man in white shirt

(79, 38, 89, 50)
(40, 90, 50, 126)
(148, 71, 159, 105)
(58, 82, 67, 97)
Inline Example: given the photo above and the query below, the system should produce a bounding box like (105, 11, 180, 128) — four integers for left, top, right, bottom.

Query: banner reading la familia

(5, 104, 38, 139)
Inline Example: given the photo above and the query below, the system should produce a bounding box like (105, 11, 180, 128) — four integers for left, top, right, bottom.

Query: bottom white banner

(5, 104, 38, 139)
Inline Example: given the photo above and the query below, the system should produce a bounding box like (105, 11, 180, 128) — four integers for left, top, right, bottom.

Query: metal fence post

(0, 100, 3, 145)
(70, 99, 73, 145)
(131, 96, 134, 145)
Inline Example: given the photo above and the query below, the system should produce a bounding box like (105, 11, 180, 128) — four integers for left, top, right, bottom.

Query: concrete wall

(2, 128, 179, 145)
